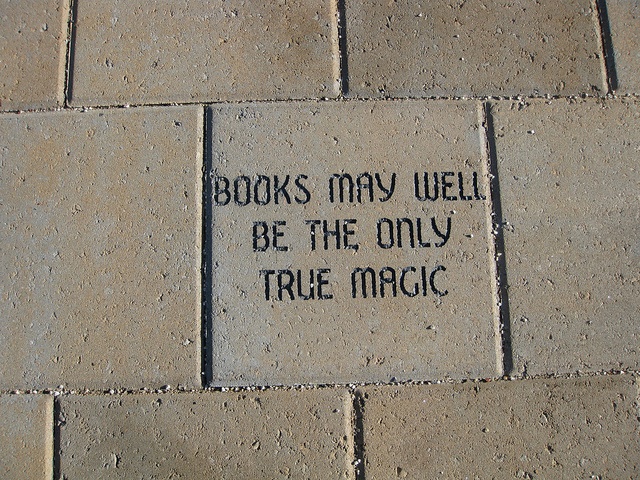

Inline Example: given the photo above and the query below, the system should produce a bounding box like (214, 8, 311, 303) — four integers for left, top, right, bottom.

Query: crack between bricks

(481, 101, 514, 377)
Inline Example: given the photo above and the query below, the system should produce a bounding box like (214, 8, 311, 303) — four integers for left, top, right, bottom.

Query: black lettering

(323, 219, 340, 250)
(414, 172, 439, 201)
(458, 172, 472, 201)
(260, 269, 276, 300)
(305, 219, 321, 251)
(252, 221, 269, 252)
(294, 174, 311, 204)
(375, 172, 396, 202)
(343, 219, 359, 251)
(351, 267, 377, 298)
(254, 175, 271, 205)
(379, 267, 397, 298)
(213, 176, 231, 206)
(272, 221, 288, 252)
(396, 218, 415, 248)
(432, 217, 452, 247)
(441, 172, 456, 201)
(233, 176, 251, 206)
(356, 173, 374, 203)
(415, 218, 431, 248)
(277, 270, 295, 301)
(297, 269, 314, 300)
(273, 175, 291, 204)
(400, 266, 418, 297)
(316, 268, 333, 300)
(329, 173, 354, 203)
(473, 171, 486, 200)
(430, 265, 448, 296)
(376, 218, 394, 249)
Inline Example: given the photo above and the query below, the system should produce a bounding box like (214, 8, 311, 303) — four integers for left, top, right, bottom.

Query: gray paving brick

(207, 100, 498, 386)
(0, 0, 68, 111)
(606, 0, 640, 93)
(69, 0, 337, 106)
(0, 106, 202, 390)
(492, 98, 640, 375)
(361, 375, 640, 479)
(59, 388, 351, 479)
(0, 394, 53, 480)
(345, 0, 604, 98)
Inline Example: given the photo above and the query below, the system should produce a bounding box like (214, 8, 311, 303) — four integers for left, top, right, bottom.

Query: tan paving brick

(492, 98, 640, 375)
(59, 388, 351, 479)
(0, 106, 202, 390)
(0, 394, 53, 480)
(345, 0, 604, 98)
(0, 0, 68, 111)
(361, 375, 640, 479)
(207, 100, 498, 386)
(69, 0, 337, 107)
(606, 0, 640, 93)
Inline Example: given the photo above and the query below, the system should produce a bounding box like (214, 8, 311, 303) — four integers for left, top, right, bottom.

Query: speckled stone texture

(360, 375, 640, 479)
(0, 106, 202, 390)
(606, 0, 640, 93)
(207, 100, 498, 386)
(59, 389, 351, 479)
(492, 98, 640, 375)
(0, 394, 53, 480)
(69, 0, 338, 106)
(345, 0, 604, 98)
(0, 0, 68, 111)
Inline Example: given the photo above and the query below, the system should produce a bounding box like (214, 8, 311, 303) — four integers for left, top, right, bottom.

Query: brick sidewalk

(1, 1, 639, 478)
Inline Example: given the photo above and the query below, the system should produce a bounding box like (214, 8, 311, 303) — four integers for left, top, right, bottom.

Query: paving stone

(0, 0, 68, 111)
(59, 388, 350, 479)
(0, 106, 202, 390)
(69, 0, 337, 106)
(0, 394, 53, 480)
(491, 98, 640, 375)
(207, 100, 498, 386)
(361, 375, 640, 479)
(606, 0, 640, 93)
(345, 0, 604, 98)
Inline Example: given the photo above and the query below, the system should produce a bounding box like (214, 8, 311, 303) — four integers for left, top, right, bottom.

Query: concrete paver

(0, 394, 53, 480)
(207, 100, 498, 386)
(345, 0, 604, 98)
(59, 388, 351, 479)
(360, 375, 640, 479)
(69, 0, 337, 106)
(0, 0, 68, 111)
(492, 98, 640, 376)
(606, 0, 640, 93)
(0, 106, 202, 390)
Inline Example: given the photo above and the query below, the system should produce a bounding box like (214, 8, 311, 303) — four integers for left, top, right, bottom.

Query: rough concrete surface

(346, 0, 604, 98)
(59, 388, 351, 479)
(207, 100, 498, 386)
(69, 0, 338, 106)
(0, 0, 68, 111)
(607, 0, 640, 93)
(0, 106, 202, 390)
(0, 394, 53, 480)
(492, 98, 640, 376)
(360, 375, 640, 479)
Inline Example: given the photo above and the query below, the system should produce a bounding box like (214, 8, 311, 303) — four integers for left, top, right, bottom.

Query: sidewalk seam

(482, 101, 514, 377)
(593, 0, 618, 93)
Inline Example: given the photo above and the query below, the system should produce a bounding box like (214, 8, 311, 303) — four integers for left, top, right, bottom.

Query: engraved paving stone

(207, 100, 497, 386)
(0, 106, 202, 390)
(492, 98, 640, 375)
